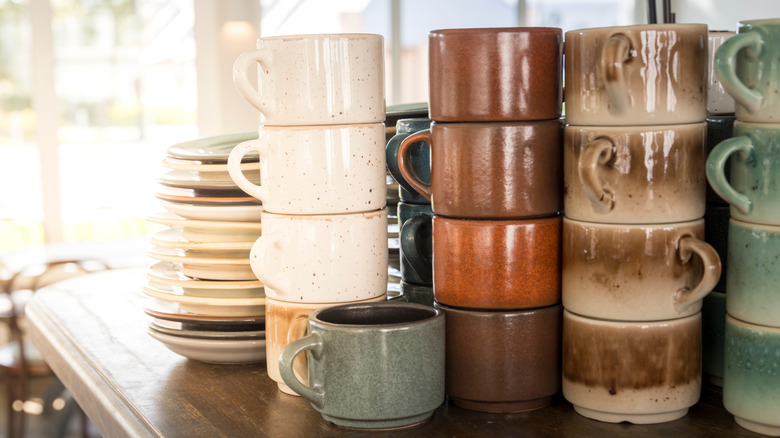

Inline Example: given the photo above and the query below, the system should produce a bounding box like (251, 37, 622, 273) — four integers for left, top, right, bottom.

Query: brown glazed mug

(562, 310, 702, 424)
(565, 24, 708, 126)
(397, 120, 563, 219)
(428, 27, 562, 121)
(562, 218, 721, 322)
(563, 123, 706, 224)
(435, 302, 562, 413)
(433, 215, 561, 309)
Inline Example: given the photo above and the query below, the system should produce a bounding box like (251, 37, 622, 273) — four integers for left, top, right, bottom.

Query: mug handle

(705, 135, 753, 215)
(578, 137, 615, 213)
(714, 32, 764, 113)
(400, 215, 432, 282)
(286, 314, 310, 384)
(250, 234, 290, 294)
(279, 333, 324, 408)
(397, 130, 433, 201)
(673, 236, 721, 314)
(233, 48, 274, 116)
(601, 34, 631, 115)
(227, 139, 269, 201)
(386, 132, 419, 196)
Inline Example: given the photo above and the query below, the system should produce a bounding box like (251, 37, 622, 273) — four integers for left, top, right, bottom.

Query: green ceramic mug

(706, 121, 780, 225)
(279, 302, 445, 429)
(715, 19, 780, 123)
(726, 219, 780, 327)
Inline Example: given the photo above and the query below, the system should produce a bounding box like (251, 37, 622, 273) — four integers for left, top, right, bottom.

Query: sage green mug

(715, 19, 780, 123)
(706, 121, 780, 225)
(279, 302, 445, 429)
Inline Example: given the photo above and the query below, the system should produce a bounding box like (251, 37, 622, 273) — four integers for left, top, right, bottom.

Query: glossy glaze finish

(707, 32, 737, 114)
(279, 303, 445, 429)
(707, 122, 780, 225)
(433, 215, 561, 309)
(428, 27, 562, 121)
(398, 120, 563, 218)
(723, 315, 780, 436)
(705, 115, 736, 205)
(233, 33, 385, 125)
(436, 302, 561, 413)
(228, 124, 386, 214)
(726, 219, 780, 327)
(386, 118, 432, 204)
(715, 19, 780, 123)
(398, 202, 433, 286)
(563, 123, 706, 223)
(250, 209, 388, 303)
(565, 24, 707, 125)
(562, 218, 721, 321)
(563, 310, 702, 424)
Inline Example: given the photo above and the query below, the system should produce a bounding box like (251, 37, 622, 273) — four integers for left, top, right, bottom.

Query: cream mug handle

(714, 31, 764, 113)
(227, 139, 269, 202)
(601, 33, 632, 115)
(673, 236, 721, 314)
(233, 48, 274, 116)
(250, 234, 290, 294)
(578, 137, 615, 213)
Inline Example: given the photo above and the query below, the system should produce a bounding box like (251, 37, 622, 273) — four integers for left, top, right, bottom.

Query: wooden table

(26, 268, 762, 438)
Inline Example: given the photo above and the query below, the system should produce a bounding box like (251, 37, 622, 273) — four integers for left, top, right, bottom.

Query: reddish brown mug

(397, 120, 563, 219)
(428, 27, 563, 121)
(433, 215, 561, 309)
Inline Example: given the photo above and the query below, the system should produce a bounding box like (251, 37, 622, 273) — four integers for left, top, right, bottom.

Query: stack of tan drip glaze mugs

(561, 23, 722, 424)
(397, 27, 565, 413)
(706, 18, 780, 437)
(228, 34, 389, 396)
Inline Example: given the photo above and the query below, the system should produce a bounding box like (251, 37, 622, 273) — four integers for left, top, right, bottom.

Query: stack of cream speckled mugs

(561, 23, 723, 424)
(227, 34, 389, 396)
(706, 18, 780, 437)
(396, 27, 565, 413)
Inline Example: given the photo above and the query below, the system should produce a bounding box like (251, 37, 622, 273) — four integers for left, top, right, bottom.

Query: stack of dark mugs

(396, 27, 565, 413)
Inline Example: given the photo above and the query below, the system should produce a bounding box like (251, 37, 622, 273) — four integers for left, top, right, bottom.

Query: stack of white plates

(144, 134, 266, 364)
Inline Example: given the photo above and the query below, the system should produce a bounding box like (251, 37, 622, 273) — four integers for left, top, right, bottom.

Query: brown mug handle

(397, 130, 433, 201)
(601, 34, 631, 115)
(578, 137, 615, 213)
(673, 236, 722, 314)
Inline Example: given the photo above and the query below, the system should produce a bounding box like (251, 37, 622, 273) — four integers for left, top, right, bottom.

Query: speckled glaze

(565, 24, 708, 126)
(227, 124, 386, 214)
(433, 215, 561, 310)
(715, 19, 780, 123)
(704, 204, 730, 292)
(563, 123, 706, 224)
(279, 302, 445, 429)
(562, 218, 721, 321)
(562, 310, 702, 424)
(723, 315, 780, 436)
(428, 27, 562, 121)
(726, 219, 780, 327)
(707, 31, 737, 114)
(386, 118, 432, 204)
(702, 291, 726, 386)
(233, 33, 385, 125)
(707, 121, 780, 225)
(706, 115, 736, 205)
(250, 209, 388, 303)
(265, 296, 386, 396)
(398, 202, 433, 286)
(398, 120, 563, 218)
(435, 302, 561, 413)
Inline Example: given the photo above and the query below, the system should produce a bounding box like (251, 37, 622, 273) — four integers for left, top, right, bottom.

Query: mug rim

(257, 33, 383, 42)
(563, 216, 704, 229)
(310, 302, 442, 330)
(429, 26, 562, 36)
(566, 22, 707, 35)
(259, 122, 385, 132)
(260, 207, 387, 220)
(564, 308, 700, 326)
(726, 313, 780, 334)
(564, 121, 705, 131)
(729, 217, 780, 232)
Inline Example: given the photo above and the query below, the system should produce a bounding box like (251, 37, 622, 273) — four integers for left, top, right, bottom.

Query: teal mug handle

(714, 32, 764, 113)
(279, 333, 324, 408)
(706, 135, 753, 215)
(386, 132, 416, 195)
(400, 215, 432, 283)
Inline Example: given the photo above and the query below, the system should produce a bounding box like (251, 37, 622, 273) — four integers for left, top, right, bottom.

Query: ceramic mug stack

(228, 33, 389, 396)
(397, 27, 564, 413)
(707, 18, 780, 437)
(562, 23, 722, 424)
(385, 118, 434, 305)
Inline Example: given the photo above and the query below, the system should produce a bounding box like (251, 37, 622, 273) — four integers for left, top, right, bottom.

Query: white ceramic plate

(143, 298, 265, 323)
(143, 280, 265, 303)
(147, 262, 263, 290)
(166, 132, 258, 163)
(147, 327, 266, 364)
(146, 213, 262, 242)
(147, 247, 256, 281)
(142, 283, 266, 317)
(162, 157, 256, 173)
(159, 169, 260, 190)
(159, 201, 263, 222)
(155, 187, 257, 205)
(149, 319, 265, 339)
(150, 229, 254, 251)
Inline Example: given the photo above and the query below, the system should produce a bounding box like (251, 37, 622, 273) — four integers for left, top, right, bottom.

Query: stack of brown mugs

(706, 18, 780, 436)
(397, 27, 564, 413)
(561, 23, 721, 424)
(227, 33, 389, 396)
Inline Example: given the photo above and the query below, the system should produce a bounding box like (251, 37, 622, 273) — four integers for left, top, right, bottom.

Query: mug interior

(316, 303, 437, 326)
